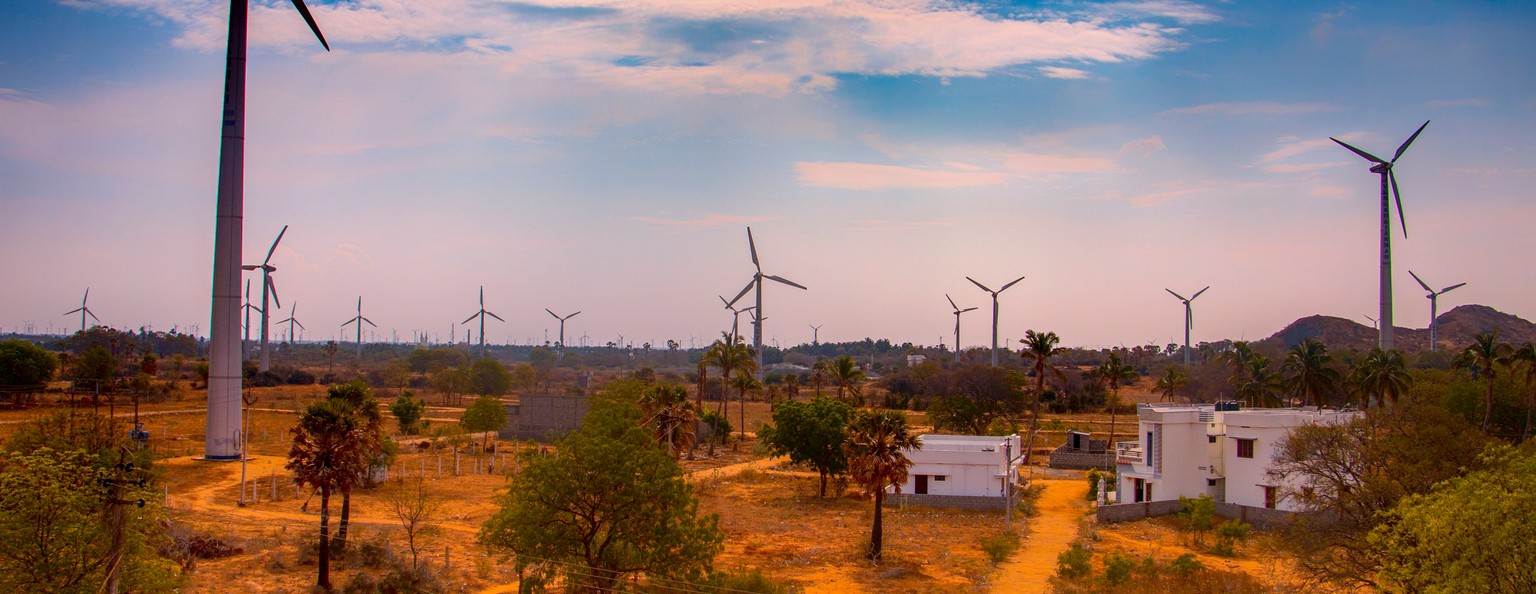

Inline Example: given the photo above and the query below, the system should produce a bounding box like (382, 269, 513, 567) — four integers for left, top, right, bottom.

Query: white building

(1115, 403, 1357, 512)
(894, 434, 1020, 498)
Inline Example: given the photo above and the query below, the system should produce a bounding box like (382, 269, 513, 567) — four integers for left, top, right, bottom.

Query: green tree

(479, 393, 724, 593)
(430, 366, 468, 405)
(845, 409, 919, 561)
(1348, 348, 1412, 408)
(323, 381, 385, 550)
(1019, 330, 1065, 468)
(508, 363, 538, 392)
(287, 398, 372, 590)
(703, 335, 755, 417)
(728, 370, 761, 441)
(0, 339, 59, 395)
(1232, 354, 1283, 407)
(1456, 330, 1513, 433)
(390, 390, 427, 435)
(638, 384, 697, 458)
(405, 346, 469, 374)
(1512, 342, 1536, 440)
(1370, 446, 1536, 593)
(1154, 365, 1188, 403)
(758, 397, 853, 497)
(467, 358, 512, 396)
(461, 395, 508, 450)
(72, 343, 116, 385)
(829, 354, 865, 404)
(1093, 352, 1138, 459)
(1282, 338, 1340, 408)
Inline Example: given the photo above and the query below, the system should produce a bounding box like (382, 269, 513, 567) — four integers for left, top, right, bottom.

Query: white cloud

(333, 243, 373, 265)
(1119, 135, 1166, 155)
(1160, 102, 1338, 117)
(1039, 66, 1090, 79)
(1092, 1, 1221, 25)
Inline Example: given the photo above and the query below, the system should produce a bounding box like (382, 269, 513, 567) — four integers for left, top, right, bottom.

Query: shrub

(1213, 520, 1251, 557)
(287, 369, 316, 385)
(1168, 553, 1203, 577)
(980, 531, 1021, 565)
(707, 568, 789, 593)
(249, 370, 284, 387)
(1180, 494, 1215, 531)
(1056, 543, 1093, 579)
(1102, 551, 1135, 586)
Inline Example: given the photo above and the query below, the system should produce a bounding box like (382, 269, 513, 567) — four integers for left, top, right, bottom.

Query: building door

(1133, 478, 1145, 503)
(915, 475, 929, 495)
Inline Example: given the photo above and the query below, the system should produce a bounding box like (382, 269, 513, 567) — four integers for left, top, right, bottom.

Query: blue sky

(2, 0, 1534, 350)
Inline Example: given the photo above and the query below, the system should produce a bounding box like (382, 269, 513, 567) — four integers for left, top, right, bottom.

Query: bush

(1102, 551, 1135, 586)
(287, 369, 316, 385)
(1213, 520, 1251, 557)
(249, 370, 283, 387)
(979, 531, 1021, 564)
(1056, 543, 1093, 579)
(1168, 553, 1203, 577)
(706, 568, 789, 593)
(1085, 469, 1115, 501)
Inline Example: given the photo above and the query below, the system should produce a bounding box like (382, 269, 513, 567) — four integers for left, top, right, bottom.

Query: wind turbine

(1409, 271, 1465, 352)
(205, 0, 329, 461)
(719, 297, 756, 343)
(275, 301, 304, 345)
(341, 297, 376, 357)
(545, 309, 580, 356)
(242, 225, 286, 372)
(946, 294, 978, 361)
(1331, 120, 1429, 351)
(62, 288, 101, 333)
(462, 286, 505, 359)
(809, 324, 822, 346)
(966, 275, 1026, 366)
(1165, 286, 1209, 366)
(726, 227, 806, 378)
(1364, 314, 1379, 330)
(239, 279, 262, 361)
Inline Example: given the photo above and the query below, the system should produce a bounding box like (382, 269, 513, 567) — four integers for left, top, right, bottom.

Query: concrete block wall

(884, 492, 1010, 512)
(1096, 500, 1298, 529)
(1048, 444, 1116, 470)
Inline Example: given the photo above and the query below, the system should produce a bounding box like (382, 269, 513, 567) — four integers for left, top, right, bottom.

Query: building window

(934, 475, 946, 482)
(1208, 435, 1217, 444)
(1263, 486, 1278, 509)
(1236, 438, 1255, 459)
(1207, 478, 1217, 487)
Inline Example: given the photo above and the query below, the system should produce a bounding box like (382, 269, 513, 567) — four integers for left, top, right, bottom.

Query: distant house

(885, 434, 1021, 511)
(906, 353, 927, 367)
(1103, 403, 1358, 525)
(500, 393, 589, 441)
(1048, 430, 1113, 470)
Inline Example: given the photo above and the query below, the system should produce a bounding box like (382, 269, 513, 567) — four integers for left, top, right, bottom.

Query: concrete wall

(502, 393, 589, 441)
(885, 492, 1009, 512)
(1095, 500, 1298, 529)
(1048, 444, 1115, 470)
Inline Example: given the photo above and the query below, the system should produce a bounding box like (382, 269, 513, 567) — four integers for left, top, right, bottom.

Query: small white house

(889, 434, 1020, 509)
(1115, 403, 1357, 512)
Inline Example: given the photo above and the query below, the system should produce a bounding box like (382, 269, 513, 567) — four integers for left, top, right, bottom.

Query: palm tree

(1456, 330, 1513, 434)
(1282, 338, 1341, 408)
(783, 373, 800, 401)
(1232, 354, 1283, 407)
(703, 334, 755, 417)
(845, 409, 920, 561)
(1094, 352, 1138, 466)
(1511, 342, 1536, 441)
(829, 355, 865, 404)
(1348, 348, 1412, 408)
(810, 359, 829, 397)
(1219, 341, 1255, 399)
(1154, 366, 1188, 403)
(639, 384, 697, 458)
(322, 382, 384, 551)
(287, 398, 372, 590)
(729, 370, 762, 442)
(1018, 330, 1065, 469)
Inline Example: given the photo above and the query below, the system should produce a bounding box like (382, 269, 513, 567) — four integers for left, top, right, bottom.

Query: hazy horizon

(3, 0, 1534, 351)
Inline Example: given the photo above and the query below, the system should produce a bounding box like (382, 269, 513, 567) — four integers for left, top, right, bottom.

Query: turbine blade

(1392, 120, 1430, 163)
(1192, 286, 1209, 300)
(289, 0, 331, 51)
(487, 312, 505, 322)
(1409, 270, 1432, 293)
(83, 287, 89, 303)
(567, 311, 581, 320)
(999, 275, 1026, 292)
(1391, 171, 1407, 238)
(546, 308, 559, 319)
(294, 320, 305, 330)
(946, 294, 958, 311)
(463, 313, 480, 325)
(87, 309, 101, 322)
(63, 308, 84, 316)
(961, 307, 978, 313)
(966, 276, 993, 293)
(265, 225, 288, 265)
(727, 279, 754, 307)
(1441, 282, 1466, 294)
(747, 227, 759, 270)
(267, 277, 281, 310)
(765, 274, 807, 290)
(1165, 288, 1187, 301)
(363, 317, 377, 328)
(241, 265, 260, 271)
(1330, 137, 1385, 164)
(479, 286, 485, 307)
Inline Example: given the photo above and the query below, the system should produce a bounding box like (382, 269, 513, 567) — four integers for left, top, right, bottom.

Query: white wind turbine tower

(239, 279, 261, 361)
(62, 288, 100, 333)
(726, 227, 806, 378)
(242, 225, 286, 372)
(204, 0, 330, 461)
(809, 324, 821, 346)
(545, 309, 580, 356)
(341, 297, 376, 358)
(275, 302, 304, 345)
(966, 275, 1026, 366)
(1409, 271, 1466, 352)
(1331, 121, 1429, 351)
(463, 286, 505, 359)
(1165, 286, 1209, 366)
(946, 294, 978, 361)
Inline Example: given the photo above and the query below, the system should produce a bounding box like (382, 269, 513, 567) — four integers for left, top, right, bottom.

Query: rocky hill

(1260, 304, 1536, 352)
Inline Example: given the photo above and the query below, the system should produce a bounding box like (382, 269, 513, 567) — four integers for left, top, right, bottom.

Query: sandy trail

(988, 476, 1089, 594)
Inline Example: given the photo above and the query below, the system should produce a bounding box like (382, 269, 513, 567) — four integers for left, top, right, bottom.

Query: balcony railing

(1115, 441, 1143, 465)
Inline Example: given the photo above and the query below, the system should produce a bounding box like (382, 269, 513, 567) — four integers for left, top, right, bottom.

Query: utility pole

(102, 455, 147, 593)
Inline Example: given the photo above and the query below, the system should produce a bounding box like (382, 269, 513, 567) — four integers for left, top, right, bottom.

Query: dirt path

(989, 476, 1089, 594)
